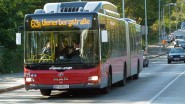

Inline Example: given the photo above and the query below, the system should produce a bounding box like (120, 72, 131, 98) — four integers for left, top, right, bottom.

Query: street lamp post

(180, 3, 182, 23)
(179, 1, 184, 24)
(168, 3, 176, 34)
(169, 4, 172, 34)
(145, 0, 148, 51)
(159, 0, 161, 53)
(175, 4, 177, 30)
(122, 0, 125, 18)
(162, 5, 166, 40)
(163, 3, 176, 36)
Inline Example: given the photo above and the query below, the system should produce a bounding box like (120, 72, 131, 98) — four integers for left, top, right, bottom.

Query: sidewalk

(0, 43, 172, 94)
(0, 72, 24, 93)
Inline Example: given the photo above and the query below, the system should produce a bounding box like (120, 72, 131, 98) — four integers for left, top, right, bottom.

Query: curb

(148, 52, 168, 59)
(147, 43, 171, 59)
(0, 84, 25, 94)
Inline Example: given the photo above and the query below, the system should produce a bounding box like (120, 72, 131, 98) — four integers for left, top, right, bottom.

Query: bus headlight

(88, 76, 99, 81)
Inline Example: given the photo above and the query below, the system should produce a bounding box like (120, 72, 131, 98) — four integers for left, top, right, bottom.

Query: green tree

(0, 0, 43, 73)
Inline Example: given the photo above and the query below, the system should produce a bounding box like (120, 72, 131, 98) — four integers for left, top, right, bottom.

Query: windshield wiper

(25, 62, 54, 69)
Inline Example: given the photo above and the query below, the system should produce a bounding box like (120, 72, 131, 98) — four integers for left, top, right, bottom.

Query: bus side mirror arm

(100, 24, 106, 29)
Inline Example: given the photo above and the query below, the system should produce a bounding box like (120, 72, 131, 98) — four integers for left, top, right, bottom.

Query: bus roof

(44, 1, 117, 13)
(34, 1, 120, 18)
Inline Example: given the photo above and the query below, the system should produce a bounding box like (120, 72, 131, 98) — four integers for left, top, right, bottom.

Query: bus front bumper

(25, 83, 100, 90)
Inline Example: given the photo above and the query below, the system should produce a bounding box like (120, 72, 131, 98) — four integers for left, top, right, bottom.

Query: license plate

(53, 85, 69, 89)
(174, 58, 179, 60)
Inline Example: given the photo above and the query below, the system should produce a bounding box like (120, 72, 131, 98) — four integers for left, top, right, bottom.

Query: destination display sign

(31, 18, 91, 29)
(26, 14, 95, 30)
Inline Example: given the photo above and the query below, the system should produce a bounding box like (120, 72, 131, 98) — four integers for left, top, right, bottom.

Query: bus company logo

(49, 66, 62, 70)
(49, 66, 73, 70)
(58, 73, 64, 77)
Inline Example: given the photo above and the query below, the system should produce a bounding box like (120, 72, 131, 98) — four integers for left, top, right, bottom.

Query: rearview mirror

(16, 33, 21, 45)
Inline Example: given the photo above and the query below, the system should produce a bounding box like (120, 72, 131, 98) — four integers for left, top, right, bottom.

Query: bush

(0, 47, 24, 74)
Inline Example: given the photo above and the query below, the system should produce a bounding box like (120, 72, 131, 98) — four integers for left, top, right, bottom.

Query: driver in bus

(42, 42, 51, 55)
(40, 42, 52, 61)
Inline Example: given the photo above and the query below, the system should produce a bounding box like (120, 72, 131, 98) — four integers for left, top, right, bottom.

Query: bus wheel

(168, 60, 171, 64)
(40, 89, 51, 96)
(133, 72, 139, 80)
(100, 72, 111, 94)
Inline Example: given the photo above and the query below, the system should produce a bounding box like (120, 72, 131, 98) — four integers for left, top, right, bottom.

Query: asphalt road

(1, 54, 185, 104)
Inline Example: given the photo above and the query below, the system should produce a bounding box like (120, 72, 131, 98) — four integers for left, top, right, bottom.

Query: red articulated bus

(24, 1, 143, 96)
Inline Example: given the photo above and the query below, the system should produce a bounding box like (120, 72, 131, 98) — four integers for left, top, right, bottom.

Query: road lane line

(146, 70, 185, 104)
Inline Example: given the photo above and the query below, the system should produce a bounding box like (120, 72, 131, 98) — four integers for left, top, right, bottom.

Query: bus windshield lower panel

(24, 30, 99, 70)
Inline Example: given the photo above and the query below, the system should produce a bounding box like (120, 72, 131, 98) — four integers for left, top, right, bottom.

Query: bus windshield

(24, 29, 99, 69)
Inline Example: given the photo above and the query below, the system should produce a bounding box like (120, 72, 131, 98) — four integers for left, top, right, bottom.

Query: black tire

(168, 60, 171, 64)
(100, 72, 112, 94)
(143, 63, 145, 67)
(146, 60, 149, 67)
(146, 64, 148, 67)
(146, 61, 149, 67)
(40, 89, 51, 96)
(143, 60, 146, 67)
(133, 72, 139, 80)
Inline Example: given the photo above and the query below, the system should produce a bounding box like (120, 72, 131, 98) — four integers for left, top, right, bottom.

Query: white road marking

(146, 70, 185, 104)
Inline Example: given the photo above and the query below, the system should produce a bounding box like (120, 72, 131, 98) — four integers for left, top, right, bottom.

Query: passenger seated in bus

(73, 40, 80, 50)
(69, 40, 80, 56)
(59, 41, 70, 56)
(58, 40, 80, 59)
